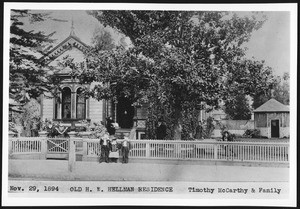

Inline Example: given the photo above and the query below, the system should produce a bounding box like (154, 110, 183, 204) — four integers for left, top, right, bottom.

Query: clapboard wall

(89, 98, 103, 124)
(41, 93, 54, 121)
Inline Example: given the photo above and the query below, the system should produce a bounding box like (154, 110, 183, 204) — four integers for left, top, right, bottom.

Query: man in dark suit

(106, 116, 116, 136)
(156, 119, 167, 140)
(99, 135, 110, 163)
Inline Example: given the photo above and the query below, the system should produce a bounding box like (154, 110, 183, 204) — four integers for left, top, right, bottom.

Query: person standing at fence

(222, 131, 235, 158)
(108, 138, 121, 163)
(106, 116, 116, 137)
(121, 133, 131, 164)
(99, 134, 110, 163)
(156, 119, 167, 140)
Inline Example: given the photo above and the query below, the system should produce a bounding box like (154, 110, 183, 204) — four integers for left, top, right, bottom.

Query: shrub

(243, 129, 260, 138)
(90, 121, 109, 139)
(41, 120, 70, 138)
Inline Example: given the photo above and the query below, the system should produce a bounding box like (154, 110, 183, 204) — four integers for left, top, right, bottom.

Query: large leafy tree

(224, 95, 252, 120)
(91, 26, 115, 51)
(9, 10, 57, 103)
(273, 72, 290, 105)
(252, 71, 289, 109)
(224, 59, 276, 118)
(81, 10, 274, 140)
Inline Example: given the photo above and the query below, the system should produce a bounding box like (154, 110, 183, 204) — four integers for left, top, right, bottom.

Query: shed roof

(253, 99, 289, 113)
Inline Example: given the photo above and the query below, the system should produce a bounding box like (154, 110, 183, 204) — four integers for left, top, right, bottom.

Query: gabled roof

(45, 34, 88, 60)
(254, 99, 289, 113)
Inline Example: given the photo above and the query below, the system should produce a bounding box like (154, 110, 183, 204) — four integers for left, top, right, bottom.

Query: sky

(21, 10, 290, 77)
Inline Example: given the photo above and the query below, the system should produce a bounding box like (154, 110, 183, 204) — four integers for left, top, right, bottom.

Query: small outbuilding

(253, 99, 289, 138)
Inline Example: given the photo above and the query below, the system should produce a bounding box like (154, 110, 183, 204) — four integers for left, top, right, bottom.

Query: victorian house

(40, 23, 147, 139)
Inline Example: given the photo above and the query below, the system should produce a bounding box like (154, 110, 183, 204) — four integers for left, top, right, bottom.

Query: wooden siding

(254, 113, 267, 127)
(89, 98, 103, 123)
(281, 113, 289, 127)
(42, 95, 54, 121)
(267, 113, 283, 127)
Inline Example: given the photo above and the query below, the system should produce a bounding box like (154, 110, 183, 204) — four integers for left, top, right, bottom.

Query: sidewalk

(8, 159, 289, 182)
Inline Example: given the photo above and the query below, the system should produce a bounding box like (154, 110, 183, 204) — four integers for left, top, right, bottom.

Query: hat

(103, 134, 109, 140)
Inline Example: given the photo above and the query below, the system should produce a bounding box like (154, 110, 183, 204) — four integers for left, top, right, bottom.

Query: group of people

(99, 117, 131, 164)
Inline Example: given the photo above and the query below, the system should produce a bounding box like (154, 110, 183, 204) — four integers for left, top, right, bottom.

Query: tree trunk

(173, 107, 182, 141)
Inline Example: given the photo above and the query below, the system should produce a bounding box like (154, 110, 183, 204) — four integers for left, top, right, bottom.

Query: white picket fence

(10, 137, 42, 153)
(9, 137, 289, 163)
(85, 139, 289, 163)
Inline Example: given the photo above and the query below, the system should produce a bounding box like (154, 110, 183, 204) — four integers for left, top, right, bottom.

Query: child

(121, 133, 131, 164)
(108, 138, 120, 163)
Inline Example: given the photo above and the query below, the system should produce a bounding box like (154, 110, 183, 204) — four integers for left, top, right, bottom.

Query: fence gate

(46, 138, 69, 159)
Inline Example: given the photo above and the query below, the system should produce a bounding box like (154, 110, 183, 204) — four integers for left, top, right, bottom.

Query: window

(76, 88, 86, 119)
(54, 97, 59, 119)
(62, 87, 71, 119)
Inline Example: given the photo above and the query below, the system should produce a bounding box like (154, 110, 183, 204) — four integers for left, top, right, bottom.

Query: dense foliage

(252, 72, 290, 109)
(78, 11, 277, 140)
(224, 94, 252, 120)
(9, 10, 58, 103)
(91, 26, 115, 51)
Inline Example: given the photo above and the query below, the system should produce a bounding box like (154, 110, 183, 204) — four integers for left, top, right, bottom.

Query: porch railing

(9, 137, 289, 164)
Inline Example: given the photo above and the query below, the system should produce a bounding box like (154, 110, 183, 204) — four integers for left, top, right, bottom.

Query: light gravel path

(8, 159, 289, 182)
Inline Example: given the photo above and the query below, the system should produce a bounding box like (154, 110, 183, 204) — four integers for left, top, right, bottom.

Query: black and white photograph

(2, 3, 297, 207)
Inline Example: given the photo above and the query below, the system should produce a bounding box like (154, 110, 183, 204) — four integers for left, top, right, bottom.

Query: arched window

(62, 87, 71, 119)
(76, 88, 86, 119)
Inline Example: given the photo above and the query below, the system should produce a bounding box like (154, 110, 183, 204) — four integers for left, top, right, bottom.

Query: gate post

(68, 138, 76, 172)
(40, 138, 47, 160)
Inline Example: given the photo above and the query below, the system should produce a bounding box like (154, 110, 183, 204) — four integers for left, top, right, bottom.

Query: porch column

(114, 101, 118, 122)
(86, 98, 90, 119)
(57, 92, 62, 119)
(102, 99, 106, 122)
(71, 91, 76, 119)
(40, 94, 44, 120)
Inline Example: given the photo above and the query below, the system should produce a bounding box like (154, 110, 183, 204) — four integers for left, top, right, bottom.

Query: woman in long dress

(108, 138, 120, 163)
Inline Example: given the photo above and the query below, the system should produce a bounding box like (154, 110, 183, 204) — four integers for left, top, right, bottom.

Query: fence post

(40, 138, 47, 160)
(68, 138, 76, 172)
(213, 143, 218, 160)
(145, 142, 150, 158)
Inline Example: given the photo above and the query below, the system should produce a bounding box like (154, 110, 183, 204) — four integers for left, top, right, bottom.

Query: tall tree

(91, 26, 115, 51)
(225, 59, 276, 117)
(224, 94, 252, 120)
(252, 71, 289, 109)
(10, 10, 56, 103)
(273, 72, 290, 105)
(83, 11, 273, 140)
